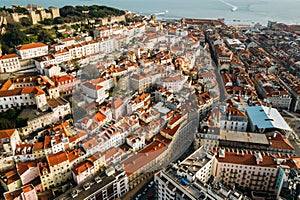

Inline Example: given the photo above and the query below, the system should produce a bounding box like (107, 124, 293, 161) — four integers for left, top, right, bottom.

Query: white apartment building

(0, 53, 21, 73)
(219, 105, 248, 132)
(16, 161, 39, 185)
(52, 48, 72, 64)
(52, 74, 77, 94)
(81, 81, 108, 103)
(0, 129, 21, 154)
(194, 127, 220, 151)
(159, 74, 187, 93)
(16, 42, 48, 60)
(43, 65, 61, 77)
(130, 73, 152, 93)
(97, 36, 115, 53)
(14, 144, 35, 163)
(126, 135, 145, 152)
(0, 87, 47, 112)
(34, 55, 56, 74)
(253, 73, 292, 109)
(56, 166, 129, 200)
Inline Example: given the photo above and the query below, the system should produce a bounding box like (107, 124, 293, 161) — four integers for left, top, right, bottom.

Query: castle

(0, 4, 60, 25)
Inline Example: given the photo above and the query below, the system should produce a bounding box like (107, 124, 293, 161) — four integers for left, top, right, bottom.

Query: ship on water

(155, 10, 169, 16)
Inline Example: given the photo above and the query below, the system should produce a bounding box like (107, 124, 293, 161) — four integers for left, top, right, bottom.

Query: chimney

(268, 102, 272, 115)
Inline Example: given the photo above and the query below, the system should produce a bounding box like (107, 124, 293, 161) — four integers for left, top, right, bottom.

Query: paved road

(122, 175, 154, 200)
(134, 179, 156, 200)
(212, 60, 227, 102)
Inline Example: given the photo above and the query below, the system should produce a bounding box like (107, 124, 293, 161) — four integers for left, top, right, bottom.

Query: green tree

(38, 30, 54, 44)
(15, 7, 29, 14)
(1, 24, 27, 54)
(41, 18, 54, 25)
(54, 17, 64, 24)
(20, 17, 32, 26)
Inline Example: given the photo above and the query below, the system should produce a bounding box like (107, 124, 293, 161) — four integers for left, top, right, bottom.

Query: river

(1, 0, 300, 25)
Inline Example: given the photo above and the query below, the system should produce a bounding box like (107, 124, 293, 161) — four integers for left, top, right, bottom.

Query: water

(1, 0, 300, 25)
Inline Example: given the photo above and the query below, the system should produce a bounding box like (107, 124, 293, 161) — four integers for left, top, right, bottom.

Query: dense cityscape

(0, 4, 300, 200)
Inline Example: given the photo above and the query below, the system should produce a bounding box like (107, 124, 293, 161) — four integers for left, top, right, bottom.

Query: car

(83, 183, 90, 191)
(94, 176, 102, 183)
(71, 190, 78, 198)
(148, 193, 155, 198)
(148, 181, 154, 187)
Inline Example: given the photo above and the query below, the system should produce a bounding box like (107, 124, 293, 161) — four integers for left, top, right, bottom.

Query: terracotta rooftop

(122, 141, 167, 176)
(72, 160, 94, 176)
(4, 184, 35, 200)
(268, 133, 295, 151)
(94, 112, 106, 122)
(67, 148, 85, 162)
(33, 142, 44, 151)
(16, 161, 37, 175)
(16, 42, 47, 50)
(0, 129, 16, 139)
(47, 151, 68, 167)
(0, 53, 18, 60)
(103, 147, 124, 163)
(216, 150, 297, 169)
(0, 169, 20, 185)
(161, 124, 180, 137)
(83, 138, 98, 150)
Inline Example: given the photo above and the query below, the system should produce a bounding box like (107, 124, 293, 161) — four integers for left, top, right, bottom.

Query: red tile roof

(216, 151, 297, 169)
(16, 42, 48, 50)
(73, 160, 94, 175)
(67, 148, 85, 162)
(94, 112, 106, 122)
(0, 53, 18, 60)
(0, 129, 16, 139)
(47, 151, 68, 167)
(268, 133, 295, 151)
(122, 141, 167, 176)
(32, 142, 44, 151)
(16, 161, 37, 175)
(161, 124, 180, 137)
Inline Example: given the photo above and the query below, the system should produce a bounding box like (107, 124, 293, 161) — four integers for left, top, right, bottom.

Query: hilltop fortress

(0, 4, 60, 25)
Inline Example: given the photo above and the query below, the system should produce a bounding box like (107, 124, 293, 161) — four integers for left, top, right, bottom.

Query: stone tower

(49, 7, 60, 19)
(29, 10, 38, 24)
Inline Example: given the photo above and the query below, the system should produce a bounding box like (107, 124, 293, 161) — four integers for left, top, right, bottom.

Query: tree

(41, 18, 54, 25)
(20, 17, 32, 26)
(15, 7, 29, 14)
(1, 24, 27, 53)
(54, 17, 64, 24)
(38, 30, 54, 44)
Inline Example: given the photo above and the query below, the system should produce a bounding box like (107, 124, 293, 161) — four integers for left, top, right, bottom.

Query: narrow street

(212, 60, 227, 102)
